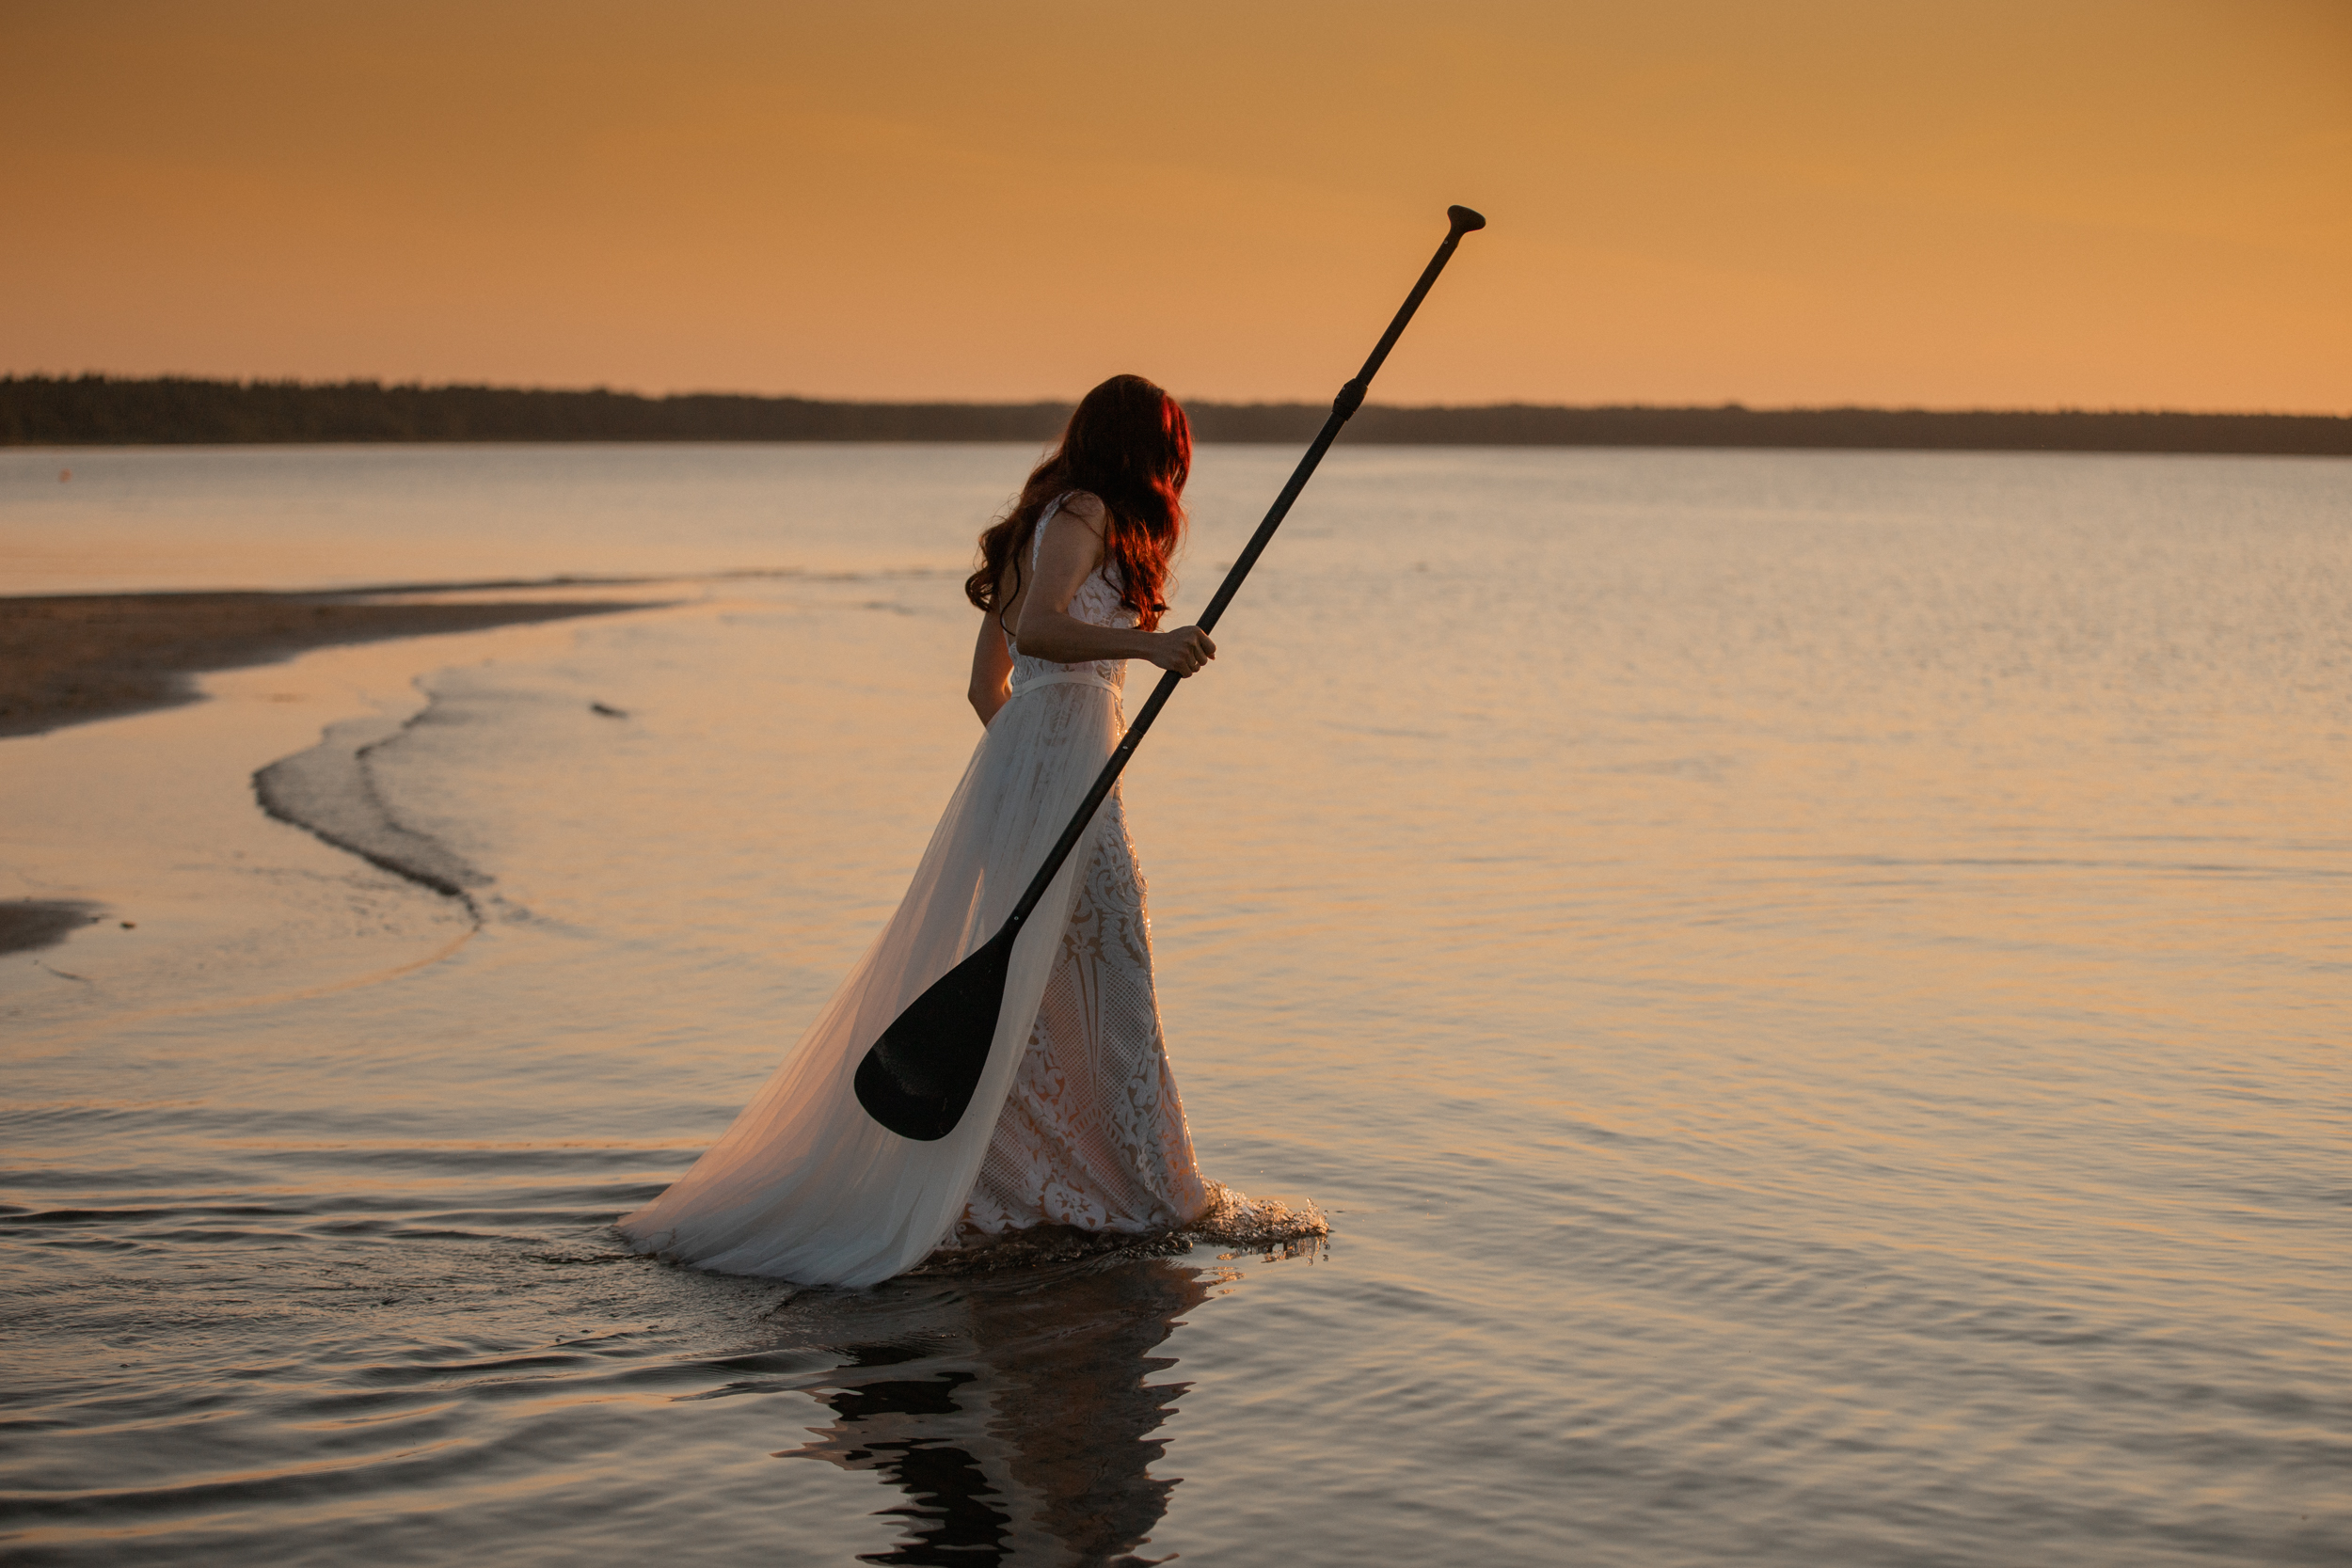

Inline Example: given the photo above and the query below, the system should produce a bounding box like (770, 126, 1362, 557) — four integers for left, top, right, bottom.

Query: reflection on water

(4, 445, 2346, 1565)
(775, 1255, 1243, 1566)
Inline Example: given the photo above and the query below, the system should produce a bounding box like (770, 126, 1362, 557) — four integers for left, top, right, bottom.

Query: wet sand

(0, 898, 103, 956)
(0, 585, 652, 952)
(0, 588, 651, 740)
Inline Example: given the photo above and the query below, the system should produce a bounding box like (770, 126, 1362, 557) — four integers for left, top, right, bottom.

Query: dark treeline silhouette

(0, 376, 1070, 446)
(5, 376, 2345, 456)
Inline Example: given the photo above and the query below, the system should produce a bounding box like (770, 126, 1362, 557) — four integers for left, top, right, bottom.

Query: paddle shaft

(996, 209, 1484, 939)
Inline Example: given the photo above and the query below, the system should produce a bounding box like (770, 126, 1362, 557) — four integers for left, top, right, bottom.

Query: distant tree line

(0, 377, 1072, 446)
(4, 375, 2345, 456)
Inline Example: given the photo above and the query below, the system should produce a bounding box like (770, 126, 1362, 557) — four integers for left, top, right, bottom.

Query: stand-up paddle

(856, 203, 1487, 1141)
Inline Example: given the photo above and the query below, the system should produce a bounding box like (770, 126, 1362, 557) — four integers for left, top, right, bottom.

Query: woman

(621, 375, 1302, 1286)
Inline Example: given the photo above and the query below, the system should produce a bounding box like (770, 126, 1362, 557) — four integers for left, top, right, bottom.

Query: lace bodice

(1006, 494, 1134, 696)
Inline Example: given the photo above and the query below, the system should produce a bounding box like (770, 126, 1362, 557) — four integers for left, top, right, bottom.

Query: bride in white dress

(620, 375, 1313, 1286)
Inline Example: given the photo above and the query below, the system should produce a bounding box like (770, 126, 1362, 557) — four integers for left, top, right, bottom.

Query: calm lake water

(3, 444, 2347, 1565)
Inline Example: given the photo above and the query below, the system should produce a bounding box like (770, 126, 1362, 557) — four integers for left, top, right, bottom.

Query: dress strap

(1002, 494, 1068, 657)
(1031, 493, 1070, 569)
(1007, 668, 1122, 702)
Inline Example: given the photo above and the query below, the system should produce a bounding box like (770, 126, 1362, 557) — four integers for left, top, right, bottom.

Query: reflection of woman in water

(785, 1259, 1214, 1565)
(622, 376, 1315, 1285)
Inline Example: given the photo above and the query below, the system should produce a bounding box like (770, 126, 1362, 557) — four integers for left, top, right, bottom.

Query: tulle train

(617, 682, 1129, 1286)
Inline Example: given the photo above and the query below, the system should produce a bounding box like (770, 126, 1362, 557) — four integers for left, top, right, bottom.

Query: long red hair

(966, 374, 1191, 633)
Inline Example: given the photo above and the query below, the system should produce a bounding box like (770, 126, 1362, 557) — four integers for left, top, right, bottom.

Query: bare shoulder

(1056, 490, 1108, 535)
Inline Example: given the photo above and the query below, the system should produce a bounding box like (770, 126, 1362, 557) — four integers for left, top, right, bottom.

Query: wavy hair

(966, 373, 1191, 634)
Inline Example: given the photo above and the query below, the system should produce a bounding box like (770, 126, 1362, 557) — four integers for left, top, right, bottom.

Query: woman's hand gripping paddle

(855, 205, 1487, 1142)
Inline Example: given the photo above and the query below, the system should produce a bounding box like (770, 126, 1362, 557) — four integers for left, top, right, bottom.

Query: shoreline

(0, 897, 104, 957)
(0, 584, 660, 742)
(0, 583, 662, 955)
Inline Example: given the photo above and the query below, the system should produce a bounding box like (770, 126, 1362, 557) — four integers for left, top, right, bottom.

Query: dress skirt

(618, 674, 1210, 1286)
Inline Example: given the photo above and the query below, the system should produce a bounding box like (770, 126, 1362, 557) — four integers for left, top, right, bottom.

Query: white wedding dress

(620, 499, 1298, 1286)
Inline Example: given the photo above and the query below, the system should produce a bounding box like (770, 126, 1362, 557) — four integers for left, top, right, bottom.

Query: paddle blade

(852, 927, 1017, 1141)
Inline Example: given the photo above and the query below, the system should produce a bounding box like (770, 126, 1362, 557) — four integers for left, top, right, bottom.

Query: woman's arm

(968, 608, 1015, 726)
(1013, 495, 1216, 675)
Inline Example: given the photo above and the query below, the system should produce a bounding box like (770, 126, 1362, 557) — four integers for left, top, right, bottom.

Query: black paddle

(855, 203, 1487, 1142)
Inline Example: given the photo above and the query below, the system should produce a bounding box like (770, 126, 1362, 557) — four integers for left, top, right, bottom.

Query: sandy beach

(0, 586, 650, 739)
(0, 586, 650, 954)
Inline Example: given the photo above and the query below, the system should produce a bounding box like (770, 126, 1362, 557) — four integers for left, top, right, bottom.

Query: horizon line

(5, 372, 2346, 422)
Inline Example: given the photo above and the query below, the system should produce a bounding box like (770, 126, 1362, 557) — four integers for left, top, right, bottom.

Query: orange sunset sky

(3, 0, 2346, 412)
